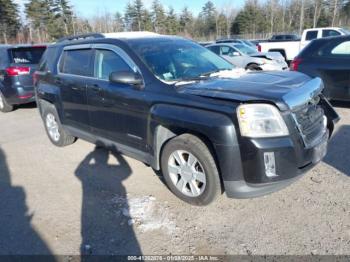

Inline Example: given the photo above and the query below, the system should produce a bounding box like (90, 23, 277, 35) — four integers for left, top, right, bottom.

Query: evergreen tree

(134, 0, 144, 31)
(165, 7, 179, 35)
(230, 0, 265, 36)
(179, 7, 194, 35)
(124, 2, 137, 31)
(54, 0, 74, 35)
(25, 0, 53, 41)
(199, 1, 217, 36)
(0, 0, 20, 43)
(114, 12, 125, 32)
(142, 9, 153, 31)
(151, 0, 166, 33)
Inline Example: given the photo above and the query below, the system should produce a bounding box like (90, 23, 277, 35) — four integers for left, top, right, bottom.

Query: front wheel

(246, 63, 262, 71)
(161, 134, 221, 205)
(42, 104, 76, 147)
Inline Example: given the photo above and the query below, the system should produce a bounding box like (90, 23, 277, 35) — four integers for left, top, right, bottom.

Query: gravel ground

(0, 103, 349, 256)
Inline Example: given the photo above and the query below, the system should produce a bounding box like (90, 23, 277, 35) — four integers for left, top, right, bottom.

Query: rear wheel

(42, 104, 76, 147)
(161, 134, 221, 205)
(0, 92, 14, 113)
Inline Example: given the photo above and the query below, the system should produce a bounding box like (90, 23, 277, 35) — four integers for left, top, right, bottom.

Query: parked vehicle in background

(216, 38, 257, 49)
(291, 35, 350, 101)
(198, 41, 214, 47)
(258, 27, 349, 62)
(0, 44, 46, 112)
(269, 34, 300, 42)
(207, 43, 288, 71)
(35, 32, 338, 205)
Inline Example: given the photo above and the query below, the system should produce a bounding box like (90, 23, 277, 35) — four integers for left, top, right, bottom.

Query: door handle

(55, 78, 62, 85)
(89, 84, 102, 92)
(71, 86, 83, 91)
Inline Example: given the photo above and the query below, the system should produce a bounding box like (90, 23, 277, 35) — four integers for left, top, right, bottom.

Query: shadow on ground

(324, 125, 350, 176)
(75, 146, 141, 256)
(0, 147, 53, 255)
(14, 102, 37, 111)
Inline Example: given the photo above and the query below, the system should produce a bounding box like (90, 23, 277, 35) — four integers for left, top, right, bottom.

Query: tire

(161, 134, 221, 206)
(42, 103, 76, 147)
(246, 63, 262, 71)
(0, 92, 14, 113)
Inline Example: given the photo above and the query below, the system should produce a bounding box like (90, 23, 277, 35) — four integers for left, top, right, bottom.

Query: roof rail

(57, 33, 105, 43)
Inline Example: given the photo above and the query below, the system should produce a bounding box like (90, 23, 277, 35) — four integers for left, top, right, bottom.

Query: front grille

(292, 96, 326, 148)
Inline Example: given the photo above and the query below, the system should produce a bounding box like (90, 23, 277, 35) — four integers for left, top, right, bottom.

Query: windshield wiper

(199, 68, 232, 77)
(174, 68, 232, 85)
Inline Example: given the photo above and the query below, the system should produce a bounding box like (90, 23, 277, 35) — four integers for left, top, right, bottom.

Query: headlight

(237, 104, 289, 138)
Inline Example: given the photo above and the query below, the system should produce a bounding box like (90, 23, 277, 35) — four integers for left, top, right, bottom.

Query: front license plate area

(312, 139, 328, 164)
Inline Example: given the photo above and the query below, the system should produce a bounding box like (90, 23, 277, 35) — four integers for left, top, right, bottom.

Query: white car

(207, 43, 288, 71)
(258, 27, 350, 62)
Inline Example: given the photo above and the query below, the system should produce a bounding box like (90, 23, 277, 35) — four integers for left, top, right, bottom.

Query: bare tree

(299, 0, 305, 34)
(313, 0, 323, 27)
(332, 0, 339, 26)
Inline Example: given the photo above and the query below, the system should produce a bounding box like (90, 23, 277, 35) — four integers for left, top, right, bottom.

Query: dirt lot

(0, 103, 349, 256)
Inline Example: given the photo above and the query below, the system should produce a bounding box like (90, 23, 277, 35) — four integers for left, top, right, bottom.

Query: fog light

(264, 152, 277, 177)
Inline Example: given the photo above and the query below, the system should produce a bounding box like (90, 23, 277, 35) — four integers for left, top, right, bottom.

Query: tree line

(0, 0, 349, 44)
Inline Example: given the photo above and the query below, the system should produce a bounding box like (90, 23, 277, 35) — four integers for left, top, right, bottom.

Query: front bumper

(225, 131, 328, 199)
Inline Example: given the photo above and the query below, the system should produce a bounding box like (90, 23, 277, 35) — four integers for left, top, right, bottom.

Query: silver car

(207, 43, 288, 71)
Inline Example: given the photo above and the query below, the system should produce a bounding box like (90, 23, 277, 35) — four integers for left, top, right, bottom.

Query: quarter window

(60, 49, 92, 76)
(331, 41, 350, 55)
(94, 49, 131, 80)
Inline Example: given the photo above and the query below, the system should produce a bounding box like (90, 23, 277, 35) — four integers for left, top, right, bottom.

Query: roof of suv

(52, 31, 189, 48)
(103, 31, 160, 39)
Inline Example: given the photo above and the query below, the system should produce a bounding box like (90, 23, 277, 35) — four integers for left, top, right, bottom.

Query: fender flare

(149, 104, 244, 182)
(36, 84, 63, 120)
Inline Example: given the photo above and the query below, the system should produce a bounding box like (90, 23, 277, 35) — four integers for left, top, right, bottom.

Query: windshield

(129, 38, 233, 82)
(243, 40, 256, 48)
(340, 28, 350, 35)
(233, 44, 257, 55)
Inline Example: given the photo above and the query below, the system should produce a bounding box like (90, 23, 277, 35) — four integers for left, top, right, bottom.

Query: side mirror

(109, 71, 143, 87)
(232, 52, 240, 57)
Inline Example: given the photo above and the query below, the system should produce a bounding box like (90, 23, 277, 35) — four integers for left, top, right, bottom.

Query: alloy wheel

(46, 113, 60, 142)
(168, 150, 206, 197)
(0, 95, 4, 109)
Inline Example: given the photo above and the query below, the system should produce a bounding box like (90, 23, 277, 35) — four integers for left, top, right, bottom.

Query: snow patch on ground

(111, 195, 176, 233)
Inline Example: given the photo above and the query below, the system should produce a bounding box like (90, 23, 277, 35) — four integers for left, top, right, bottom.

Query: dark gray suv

(0, 44, 46, 112)
(34, 32, 339, 205)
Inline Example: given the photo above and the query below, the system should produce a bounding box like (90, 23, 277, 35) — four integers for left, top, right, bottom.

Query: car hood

(178, 71, 322, 111)
(250, 52, 285, 62)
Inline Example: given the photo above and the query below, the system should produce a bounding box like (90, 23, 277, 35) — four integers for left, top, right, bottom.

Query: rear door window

(10, 47, 46, 64)
(220, 46, 234, 56)
(275, 36, 283, 40)
(305, 31, 318, 41)
(208, 46, 220, 55)
(59, 49, 93, 77)
(94, 49, 132, 80)
(322, 30, 341, 38)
